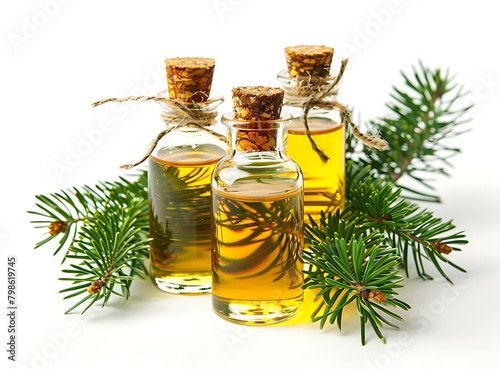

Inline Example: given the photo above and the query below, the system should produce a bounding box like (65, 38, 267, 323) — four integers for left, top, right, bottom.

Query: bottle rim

(156, 89, 224, 107)
(276, 69, 337, 85)
(221, 112, 293, 128)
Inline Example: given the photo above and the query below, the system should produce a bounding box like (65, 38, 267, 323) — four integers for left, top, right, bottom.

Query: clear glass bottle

(211, 111, 304, 325)
(148, 91, 226, 294)
(277, 46, 346, 223)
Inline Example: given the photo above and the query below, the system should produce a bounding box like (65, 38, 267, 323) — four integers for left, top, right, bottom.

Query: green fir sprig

(344, 162, 468, 282)
(347, 60, 472, 202)
(303, 162, 467, 343)
(300, 62, 470, 343)
(30, 61, 470, 344)
(29, 171, 150, 313)
(304, 212, 411, 345)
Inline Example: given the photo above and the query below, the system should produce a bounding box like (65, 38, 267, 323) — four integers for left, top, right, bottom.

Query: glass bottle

(277, 45, 346, 223)
(211, 102, 304, 324)
(148, 57, 226, 294)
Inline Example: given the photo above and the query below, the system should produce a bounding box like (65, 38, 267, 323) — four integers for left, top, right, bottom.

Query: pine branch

(59, 205, 149, 313)
(348, 60, 473, 202)
(303, 61, 471, 342)
(344, 161, 468, 283)
(29, 171, 150, 314)
(303, 212, 410, 345)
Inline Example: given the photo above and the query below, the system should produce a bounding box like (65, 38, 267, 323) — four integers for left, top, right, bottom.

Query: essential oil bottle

(148, 57, 226, 294)
(211, 86, 304, 324)
(277, 45, 346, 222)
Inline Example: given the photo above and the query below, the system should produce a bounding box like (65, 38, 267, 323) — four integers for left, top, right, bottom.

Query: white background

(1, 1, 500, 368)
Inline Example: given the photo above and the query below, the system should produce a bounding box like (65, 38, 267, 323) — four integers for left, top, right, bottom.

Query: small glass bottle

(277, 45, 346, 223)
(148, 57, 226, 294)
(211, 86, 304, 324)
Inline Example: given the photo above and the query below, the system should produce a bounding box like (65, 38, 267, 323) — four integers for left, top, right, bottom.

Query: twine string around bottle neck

(282, 58, 388, 162)
(91, 95, 226, 169)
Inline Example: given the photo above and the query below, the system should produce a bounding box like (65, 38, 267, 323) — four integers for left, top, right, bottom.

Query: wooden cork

(284, 45, 334, 78)
(165, 57, 215, 102)
(230, 86, 285, 152)
(231, 86, 284, 121)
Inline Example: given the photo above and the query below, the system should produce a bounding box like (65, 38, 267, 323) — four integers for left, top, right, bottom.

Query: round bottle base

(153, 273, 212, 294)
(212, 295, 303, 325)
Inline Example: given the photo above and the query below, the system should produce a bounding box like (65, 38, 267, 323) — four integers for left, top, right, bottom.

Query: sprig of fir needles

(347, 60, 472, 202)
(304, 161, 467, 344)
(302, 61, 470, 344)
(30, 61, 470, 344)
(29, 171, 150, 314)
(303, 212, 411, 344)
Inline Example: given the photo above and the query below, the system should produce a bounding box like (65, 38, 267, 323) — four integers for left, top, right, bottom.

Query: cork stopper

(229, 86, 286, 152)
(284, 45, 334, 78)
(231, 86, 284, 121)
(165, 57, 215, 102)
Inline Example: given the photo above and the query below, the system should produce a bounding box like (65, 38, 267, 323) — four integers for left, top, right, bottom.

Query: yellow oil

(287, 117, 345, 223)
(148, 143, 225, 294)
(211, 185, 304, 324)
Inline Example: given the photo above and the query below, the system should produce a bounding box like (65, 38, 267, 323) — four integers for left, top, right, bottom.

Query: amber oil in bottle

(211, 86, 304, 324)
(278, 45, 346, 223)
(148, 57, 225, 294)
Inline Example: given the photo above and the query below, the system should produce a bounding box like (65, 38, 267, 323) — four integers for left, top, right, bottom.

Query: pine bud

(87, 280, 105, 294)
(432, 240, 452, 255)
(48, 221, 67, 235)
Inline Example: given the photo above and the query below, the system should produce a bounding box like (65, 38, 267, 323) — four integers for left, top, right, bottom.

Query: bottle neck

(227, 122, 288, 157)
(157, 90, 224, 128)
(222, 112, 292, 154)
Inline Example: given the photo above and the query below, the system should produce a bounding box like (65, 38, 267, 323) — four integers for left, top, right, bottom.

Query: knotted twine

(281, 58, 388, 162)
(91, 95, 226, 169)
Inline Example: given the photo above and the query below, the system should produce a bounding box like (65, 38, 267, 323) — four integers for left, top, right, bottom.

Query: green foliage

(347, 60, 472, 202)
(344, 161, 467, 282)
(29, 171, 150, 313)
(303, 163, 467, 343)
(304, 212, 410, 345)
(302, 62, 470, 343)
